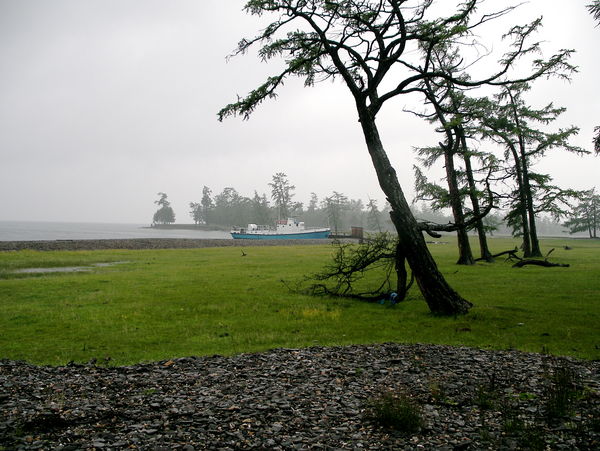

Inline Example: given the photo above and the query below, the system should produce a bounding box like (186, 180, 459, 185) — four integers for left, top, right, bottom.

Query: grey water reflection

(13, 262, 128, 274)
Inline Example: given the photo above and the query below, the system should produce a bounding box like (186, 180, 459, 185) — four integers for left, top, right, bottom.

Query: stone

(0, 344, 598, 450)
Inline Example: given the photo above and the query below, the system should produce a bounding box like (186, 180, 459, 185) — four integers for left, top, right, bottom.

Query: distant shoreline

(144, 223, 230, 231)
(0, 238, 335, 251)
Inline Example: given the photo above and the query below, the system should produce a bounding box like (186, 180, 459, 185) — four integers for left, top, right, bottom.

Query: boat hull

(231, 229, 331, 240)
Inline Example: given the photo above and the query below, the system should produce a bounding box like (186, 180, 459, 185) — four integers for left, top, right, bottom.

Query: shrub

(544, 365, 581, 421)
(365, 391, 423, 433)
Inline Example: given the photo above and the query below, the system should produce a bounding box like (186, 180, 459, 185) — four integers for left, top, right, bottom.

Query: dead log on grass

(512, 259, 570, 268)
(511, 248, 570, 268)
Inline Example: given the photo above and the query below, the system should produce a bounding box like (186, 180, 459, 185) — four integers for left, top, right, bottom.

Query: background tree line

(153, 171, 576, 237)
(186, 172, 393, 233)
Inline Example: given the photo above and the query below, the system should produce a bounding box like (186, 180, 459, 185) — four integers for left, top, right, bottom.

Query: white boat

(231, 218, 330, 239)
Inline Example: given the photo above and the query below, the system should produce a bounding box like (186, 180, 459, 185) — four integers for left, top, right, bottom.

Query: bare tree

(219, 1, 573, 315)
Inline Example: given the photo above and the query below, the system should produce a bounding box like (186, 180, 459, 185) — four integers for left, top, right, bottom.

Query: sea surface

(0, 221, 232, 241)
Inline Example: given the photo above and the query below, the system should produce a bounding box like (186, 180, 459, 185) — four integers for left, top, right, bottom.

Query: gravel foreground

(1, 344, 599, 450)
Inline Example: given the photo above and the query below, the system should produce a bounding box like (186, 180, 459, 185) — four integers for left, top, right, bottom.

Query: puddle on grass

(13, 261, 129, 274)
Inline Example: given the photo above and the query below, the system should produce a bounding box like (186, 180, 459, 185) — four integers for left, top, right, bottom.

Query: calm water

(0, 221, 232, 241)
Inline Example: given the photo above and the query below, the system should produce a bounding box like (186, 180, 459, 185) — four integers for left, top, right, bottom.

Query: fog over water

(1, 1, 598, 224)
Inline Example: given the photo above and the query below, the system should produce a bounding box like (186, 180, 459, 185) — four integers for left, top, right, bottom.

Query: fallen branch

(512, 260, 570, 268)
(511, 248, 569, 268)
(474, 247, 519, 262)
(474, 247, 570, 267)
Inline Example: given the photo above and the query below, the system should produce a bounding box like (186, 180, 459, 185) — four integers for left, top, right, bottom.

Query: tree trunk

(461, 141, 494, 262)
(509, 92, 541, 258)
(357, 106, 472, 315)
(444, 144, 475, 265)
(592, 201, 597, 238)
(508, 144, 532, 257)
(520, 152, 542, 257)
(519, 202, 532, 257)
(389, 210, 472, 315)
(394, 241, 409, 301)
(424, 84, 474, 265)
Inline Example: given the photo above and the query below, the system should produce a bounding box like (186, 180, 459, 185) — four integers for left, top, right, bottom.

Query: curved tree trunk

(389, 209, 472, 314)
(357, 106, 472, 315)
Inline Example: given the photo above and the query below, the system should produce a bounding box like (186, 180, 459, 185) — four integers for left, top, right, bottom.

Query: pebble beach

(1, 344, 599, 450)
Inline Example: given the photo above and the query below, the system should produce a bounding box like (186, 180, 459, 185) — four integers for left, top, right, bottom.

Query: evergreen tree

(153, 192, 175, 224)
(564, 188, 599, 238)
(479, 83, 585, 256)
(366, 198, 382, 232)
(201, 186, 214, 224)
(189, 202, 202, 224)
(251, 191, 272, 225)
(589, 1, 600, 23)
(269, 172, 296, 219)
(322, 191, 349, 233)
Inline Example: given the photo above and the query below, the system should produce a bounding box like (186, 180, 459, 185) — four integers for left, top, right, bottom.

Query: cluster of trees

(186, 173, 391, 232)
(412, 76, 591, 263)
(215, 0, 600, 316)
(154, 172, 393, 231)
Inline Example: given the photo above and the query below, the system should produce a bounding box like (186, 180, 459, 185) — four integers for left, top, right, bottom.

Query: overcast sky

(1, 0, 598, 224)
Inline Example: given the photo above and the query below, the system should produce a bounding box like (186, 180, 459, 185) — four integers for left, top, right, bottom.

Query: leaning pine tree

(219, 0, 574, 315)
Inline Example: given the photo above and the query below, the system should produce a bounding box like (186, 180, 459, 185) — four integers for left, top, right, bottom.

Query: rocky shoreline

(1, 344, 599, 450)
(0, 238, 335, 252)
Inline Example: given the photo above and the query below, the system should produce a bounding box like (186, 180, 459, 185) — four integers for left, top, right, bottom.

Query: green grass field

(0, 237, 598, 365)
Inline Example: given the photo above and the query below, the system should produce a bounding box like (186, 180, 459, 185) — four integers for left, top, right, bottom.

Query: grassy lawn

(0, 237, 598, 365)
